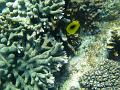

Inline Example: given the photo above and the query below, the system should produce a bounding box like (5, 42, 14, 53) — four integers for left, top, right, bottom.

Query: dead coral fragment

(107, 30, 120, 60)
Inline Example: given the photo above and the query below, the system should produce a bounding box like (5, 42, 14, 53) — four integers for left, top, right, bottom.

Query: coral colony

(0, 0, 120, 90)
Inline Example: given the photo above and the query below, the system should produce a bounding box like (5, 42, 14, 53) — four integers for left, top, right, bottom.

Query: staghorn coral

(1, 0, 82, 56)
(0, 0, 68, 89)
(107, 30, 120, 60)
(0, 27, 68, 90)
(2, 0, 65, 31)
(79, 60, 120, 90)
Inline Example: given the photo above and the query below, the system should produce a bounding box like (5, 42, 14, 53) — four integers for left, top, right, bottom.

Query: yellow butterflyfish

(66, 20, 80, 35)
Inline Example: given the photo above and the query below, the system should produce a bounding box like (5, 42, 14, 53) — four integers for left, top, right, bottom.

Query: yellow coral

(66, 20, 80, 35)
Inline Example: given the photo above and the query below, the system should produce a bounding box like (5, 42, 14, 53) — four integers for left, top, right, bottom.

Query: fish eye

(70, 24, 76, 30)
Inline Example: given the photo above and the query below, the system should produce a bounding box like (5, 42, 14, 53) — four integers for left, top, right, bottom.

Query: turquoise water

(0, 0, 120, 90)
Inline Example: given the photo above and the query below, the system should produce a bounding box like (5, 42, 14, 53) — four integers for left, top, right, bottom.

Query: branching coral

(0, 0, 68, 89)
(0, 26, 68, 89)
(1, 0, 82, 56)
(79, 60, 120, 90)
(2, 0, 65, 31)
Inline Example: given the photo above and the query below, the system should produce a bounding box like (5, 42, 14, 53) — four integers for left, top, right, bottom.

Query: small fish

(66, 20, 80, 35)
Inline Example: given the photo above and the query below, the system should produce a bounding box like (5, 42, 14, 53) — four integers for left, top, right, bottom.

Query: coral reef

(63, 0, 103, 35)
(55, 0, 107, 55)
(1, 0, 65, 31)
(58, 0, 120, 90)
(1, 0, 82, 55)
(64, 0, 120, 35)
(0, 0, 120, 90)
(0, 26, 68, 89)
(101, 0, 120, 21)
(79, 60, 120, 90)
(53, 1, 82, 55)
(76, 0, 103, 35)
(107, 30, 120, 60)
(0, 0, 68, 89)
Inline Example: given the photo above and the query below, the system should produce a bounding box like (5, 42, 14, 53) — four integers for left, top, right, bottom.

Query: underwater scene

(0, 0, 120, 90)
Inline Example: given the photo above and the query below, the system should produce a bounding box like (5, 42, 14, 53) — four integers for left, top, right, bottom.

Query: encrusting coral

(0, 0, 68, 90)
(79, 60, 120, 90)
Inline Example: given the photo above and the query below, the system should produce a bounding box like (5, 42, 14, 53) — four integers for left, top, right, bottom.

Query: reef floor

(60, 20, 120, 90)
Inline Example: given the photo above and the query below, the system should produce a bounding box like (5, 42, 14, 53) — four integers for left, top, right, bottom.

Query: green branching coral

(0, 27, 68, 90)
(1, 0, 78, 56)
(79, 60, 120, 90)
(2, 0, 65, 31)
(0, 0, 68, 89)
